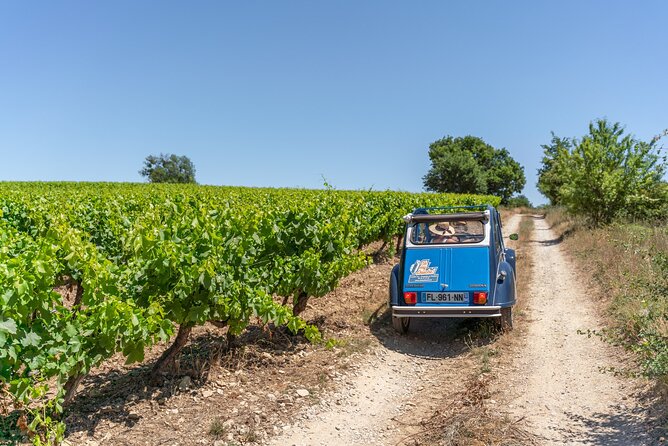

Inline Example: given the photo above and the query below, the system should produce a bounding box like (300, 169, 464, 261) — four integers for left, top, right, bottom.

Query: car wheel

(496, 307, 513, 331)
(392, 316, 410, 334)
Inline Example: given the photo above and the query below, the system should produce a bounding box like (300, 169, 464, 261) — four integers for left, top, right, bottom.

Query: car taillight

(403, 292, 417, 305)
(473, 292, 487, 305)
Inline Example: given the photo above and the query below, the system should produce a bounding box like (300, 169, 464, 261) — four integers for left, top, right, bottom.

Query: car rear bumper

(391, 305, 502, 318)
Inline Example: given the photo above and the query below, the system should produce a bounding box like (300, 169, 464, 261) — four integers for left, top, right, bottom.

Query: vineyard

(0, 182, 499, 444)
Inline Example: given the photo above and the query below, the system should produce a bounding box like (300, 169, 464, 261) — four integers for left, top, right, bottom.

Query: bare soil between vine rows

(60, 240, 404, 446)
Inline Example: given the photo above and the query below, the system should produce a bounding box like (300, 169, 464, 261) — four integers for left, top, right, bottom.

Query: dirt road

(267, 321, 476, 446)
(269, 215, 654, 446)
(504, 216, 651, 445)
(268, 215, 523, 446)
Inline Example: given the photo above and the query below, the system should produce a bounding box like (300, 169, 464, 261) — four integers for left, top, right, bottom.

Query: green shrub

(505, 194, 532, 208)
(538, 120, 667, 226)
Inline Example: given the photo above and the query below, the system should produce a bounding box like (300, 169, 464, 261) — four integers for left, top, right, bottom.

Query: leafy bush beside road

(538, 120, 667, 225)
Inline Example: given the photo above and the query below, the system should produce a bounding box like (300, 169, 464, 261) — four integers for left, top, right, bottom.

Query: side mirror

(508, 233, 519, 241)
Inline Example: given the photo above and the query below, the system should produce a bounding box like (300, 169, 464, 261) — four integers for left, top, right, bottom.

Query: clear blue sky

(1, 1, 667, 205)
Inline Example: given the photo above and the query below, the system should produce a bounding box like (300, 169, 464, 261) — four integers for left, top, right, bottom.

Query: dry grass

(543, 204, 668, 383)
(542, 205, 590, 238)
(563, 223, 668, 383)
(515, 217, 534, 295)
(395, 373, 538, 446)
(500, 206, 534, 216)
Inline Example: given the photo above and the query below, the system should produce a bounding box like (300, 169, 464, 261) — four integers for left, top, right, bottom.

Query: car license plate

(424, 292, 468, 303)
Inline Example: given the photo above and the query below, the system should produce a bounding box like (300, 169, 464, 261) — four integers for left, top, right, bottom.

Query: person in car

(429, 222, 459, 244)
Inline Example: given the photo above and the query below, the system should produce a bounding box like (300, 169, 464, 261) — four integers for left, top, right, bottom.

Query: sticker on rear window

(408, 259, 439, 283)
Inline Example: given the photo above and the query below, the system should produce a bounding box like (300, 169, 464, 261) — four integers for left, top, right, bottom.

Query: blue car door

(403, 246, 490, 305)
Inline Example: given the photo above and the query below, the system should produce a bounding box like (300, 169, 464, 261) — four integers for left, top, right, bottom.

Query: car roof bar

(409, 212, 488, 223)
(413, 204, 492, 213)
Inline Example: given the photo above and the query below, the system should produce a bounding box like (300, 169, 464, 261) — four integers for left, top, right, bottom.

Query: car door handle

(497, 270, 507, 282)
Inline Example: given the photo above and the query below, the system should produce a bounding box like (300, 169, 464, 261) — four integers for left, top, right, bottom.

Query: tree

(536, 134, 572, 205)
(506, 194, 533, 208)
(140, 153, 196, 184)
(423, 136, 525, 203)
(538, 120, 667, 225)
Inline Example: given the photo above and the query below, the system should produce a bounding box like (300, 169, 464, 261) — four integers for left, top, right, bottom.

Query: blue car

(389, 205, 517, 334)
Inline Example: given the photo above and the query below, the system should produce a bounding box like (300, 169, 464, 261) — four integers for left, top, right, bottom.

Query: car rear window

(410, 220, 485, 245)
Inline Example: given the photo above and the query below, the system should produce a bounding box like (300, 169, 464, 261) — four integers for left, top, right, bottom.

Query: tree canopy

(537, 119, 667, 225)
(506, 194, 533, 208)
(536, 134, 572, 206)
(423, 136, 525, 204)
(140, 153, 197, 184)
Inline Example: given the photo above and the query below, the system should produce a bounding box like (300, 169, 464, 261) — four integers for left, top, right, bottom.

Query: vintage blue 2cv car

(389, 205, 517, 333)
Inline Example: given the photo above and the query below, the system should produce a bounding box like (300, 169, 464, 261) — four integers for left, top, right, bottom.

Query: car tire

(389, 264, 399, 307)
(392, 316, 410, 334)
(497, 307, 513, 331)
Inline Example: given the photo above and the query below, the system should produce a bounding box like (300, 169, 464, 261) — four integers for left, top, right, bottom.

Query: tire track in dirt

(504, 216, 651, 445)
(267, 214, 523, 446)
